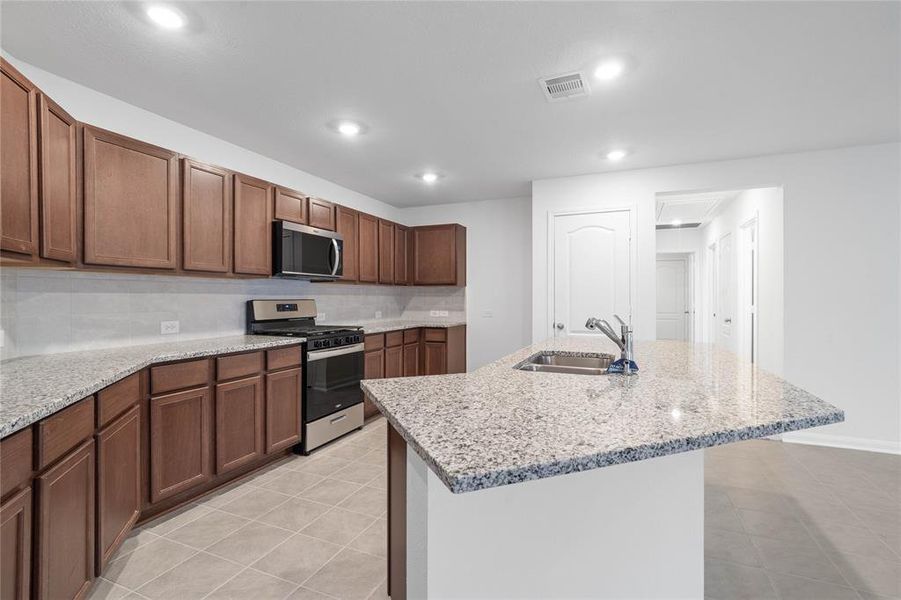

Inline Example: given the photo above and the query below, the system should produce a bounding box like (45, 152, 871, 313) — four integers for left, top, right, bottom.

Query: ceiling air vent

(539, 71, 591, 102)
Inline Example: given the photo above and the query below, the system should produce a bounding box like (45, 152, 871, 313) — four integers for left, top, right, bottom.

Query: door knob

(555, 323, 564, 330)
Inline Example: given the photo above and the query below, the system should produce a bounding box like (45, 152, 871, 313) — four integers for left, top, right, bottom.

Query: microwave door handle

(330, 238, 340, 276)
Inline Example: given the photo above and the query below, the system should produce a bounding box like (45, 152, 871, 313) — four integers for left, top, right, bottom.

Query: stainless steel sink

(514, 352, 615, 375)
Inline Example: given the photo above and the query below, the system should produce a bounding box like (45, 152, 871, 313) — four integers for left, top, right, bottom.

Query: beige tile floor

(88, 418, 900, 600)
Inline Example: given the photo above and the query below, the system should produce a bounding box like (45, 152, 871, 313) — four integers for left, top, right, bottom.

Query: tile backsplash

(0, 269, 464, 359)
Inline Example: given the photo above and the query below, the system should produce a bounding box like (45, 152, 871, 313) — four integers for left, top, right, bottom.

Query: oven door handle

(307, 343, 364, 362)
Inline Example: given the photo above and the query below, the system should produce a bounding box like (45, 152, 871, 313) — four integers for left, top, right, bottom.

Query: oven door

(304, 343, 364, 422)
(274, 221, 343, 279)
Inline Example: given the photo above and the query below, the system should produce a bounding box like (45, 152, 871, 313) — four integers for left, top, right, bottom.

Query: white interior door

(656, 256, 689, 340)
(739, 218, 759, 363)
(717, 232, 735, 351)
(552, 210, 631, 337)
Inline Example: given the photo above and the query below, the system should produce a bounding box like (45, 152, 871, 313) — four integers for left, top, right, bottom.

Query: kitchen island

(361, 338, 844, 599)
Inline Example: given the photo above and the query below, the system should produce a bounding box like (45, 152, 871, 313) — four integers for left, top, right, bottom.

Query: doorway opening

(654, 187, 783, 372)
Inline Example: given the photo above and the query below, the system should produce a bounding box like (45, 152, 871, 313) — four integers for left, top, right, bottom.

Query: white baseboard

(781, 431, 901, 455)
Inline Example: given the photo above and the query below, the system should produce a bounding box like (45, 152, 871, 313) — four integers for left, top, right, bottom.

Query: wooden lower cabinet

(36, 439, 95, 600)
(385, 345, 403, 378)
(403, 343, 420, 377)
(422, 326, 467, 375)
(150, 387, 212, 503)
(363, 348, 385, 419)
(1, 487, 32, 600)
(422, 341, 448, 376)
(265, 368, 302, 453)
(96, 406, 141, 573)
(215, 376, 264, 474)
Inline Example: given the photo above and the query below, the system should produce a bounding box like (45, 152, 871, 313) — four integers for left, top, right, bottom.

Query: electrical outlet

(438, 310, 449, 317)
(375, 311, 383, 319)
(319, 313, 327, 322)
(160, 320, 179, 335)
(429, 310, 441, 317)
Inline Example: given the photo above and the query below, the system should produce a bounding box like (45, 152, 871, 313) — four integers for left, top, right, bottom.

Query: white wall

(533, 144, 901, 453)
(402, 197, 532, 370)
(656, 228, 702, 255)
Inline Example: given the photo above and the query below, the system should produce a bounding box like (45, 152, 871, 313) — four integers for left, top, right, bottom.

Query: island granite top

(361, 337, 844, 494)
(0, 335, 303, 438)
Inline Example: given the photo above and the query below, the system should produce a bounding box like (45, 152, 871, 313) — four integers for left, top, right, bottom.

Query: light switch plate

(160, 320, 179, 335)
(319, 313, 327, 322)
(482, 310, 493, 318)
(438, 310, 449, 317)
(375, 311, 383, 319)
(429, 310, 441, 317)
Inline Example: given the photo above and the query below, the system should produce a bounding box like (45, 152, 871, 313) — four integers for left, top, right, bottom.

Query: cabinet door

(96, 405, 141, 573)
(233, 173, 273, 275)
(274, 187, 307, 224)
(394, 225, 408, 285)
(1, 58, 38, 257)
(308, 197, 335, 230)
(215, 376, 264, 474)
(36, 439, 94, 600)
(358, 212, 379, 283)
(378, 220, 395, 284)
(423, 342, 447, 376)
(1, 487, 31, 600)
(265, 368, 302, 453)
(412, 224, 466, 286)
(335, 205, 359, 282)
(385, 345, 403, 378)
(182, 159, 231, 273)
(403, 343, 420, 377)
(83, 126, 178, 268)
(150, 387, 212, 503)
(364, 349, 384, 380)
(38, 94, 77, 263)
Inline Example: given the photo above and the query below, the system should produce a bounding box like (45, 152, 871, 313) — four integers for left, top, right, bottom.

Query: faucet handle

(613, 314, 631, 331)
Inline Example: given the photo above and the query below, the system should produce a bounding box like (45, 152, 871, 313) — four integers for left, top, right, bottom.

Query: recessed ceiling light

(606, 149, 627, 161)
(336, 121, 362, 137)
(594, 59, 625, 82)
(672, 219, 682, 226)
(146, 5, 185, 30)
(419, 172, 439, 184)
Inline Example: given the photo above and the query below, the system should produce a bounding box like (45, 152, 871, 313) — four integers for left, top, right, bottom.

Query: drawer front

(266, 346, 302, 371)
(385, 331, 404, 348)
(424, 328, 447, 342)
(1, 427, 33, 499)
(217, 351, 263, 381)
(36, 396, 95, 471)
(364, 334, 384, 351)
(305, 403, 363, 452)
(151, 359, 210, 395)
(403, 328, 420, 344)
(97, 372, 141, 428)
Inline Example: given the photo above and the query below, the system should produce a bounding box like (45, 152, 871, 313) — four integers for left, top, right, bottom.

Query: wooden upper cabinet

(182, 159, 231, 273)
(335, 205, 359, 282)
(308, 197, 335, 230)
(274, 187, 307, 224)
(0, 58, 38, 257)
(233, 173, 273, 275)
(394, 224, 409, 285)
(38, 94, 77, 263)
(358, 212, 379, 283)
(83, 126, 178, 269)
(412, 224, 467, 286)
(378, 220, 395, 284)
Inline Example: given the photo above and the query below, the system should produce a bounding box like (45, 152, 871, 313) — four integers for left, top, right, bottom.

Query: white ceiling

(1, 2, 898, 207)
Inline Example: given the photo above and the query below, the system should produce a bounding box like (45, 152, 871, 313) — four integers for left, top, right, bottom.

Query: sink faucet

(585, 314, 637, 374)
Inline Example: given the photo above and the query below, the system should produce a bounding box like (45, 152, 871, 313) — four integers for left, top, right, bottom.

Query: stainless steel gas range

(246, 299, 364, 453)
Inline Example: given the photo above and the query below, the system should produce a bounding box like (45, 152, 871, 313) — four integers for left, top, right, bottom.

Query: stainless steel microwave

(272, 221, 343, 280)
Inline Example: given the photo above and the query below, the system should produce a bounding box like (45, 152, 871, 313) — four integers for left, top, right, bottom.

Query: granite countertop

(325, 319, 467, 335)
(0, 335, 303, 438)
(361, 337, 845, 494)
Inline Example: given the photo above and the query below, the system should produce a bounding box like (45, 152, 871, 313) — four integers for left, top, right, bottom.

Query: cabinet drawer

(36, 397, 94, 471)
(266, 346, 302, 371)
(151, 359, 210, 395)
(364, 334, 384, 351)
(424, 328, 447, 342)
(0, 427, 33, 499)
(385, 331, 404, 348)
(217, 351, 263, 381)
(97, 372, 141, 428)
(403, 328, 420, 344)
(305, 403, 363, 452)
